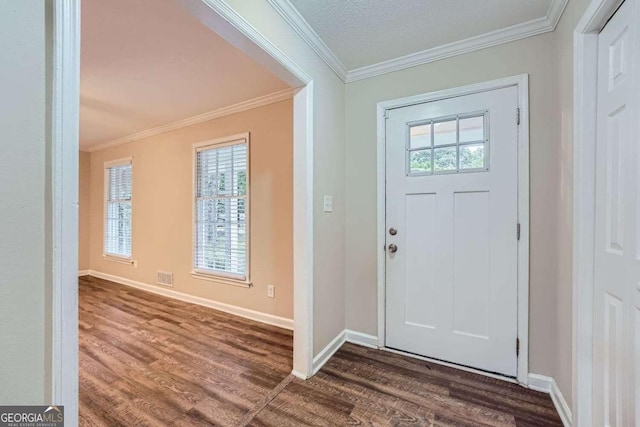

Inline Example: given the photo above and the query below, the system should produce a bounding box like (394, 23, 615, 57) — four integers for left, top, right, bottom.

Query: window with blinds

(104, 160, 132, 259)
(194, 136, 248, 280)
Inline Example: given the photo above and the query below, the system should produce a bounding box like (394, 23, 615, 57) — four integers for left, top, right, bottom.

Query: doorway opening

(51, 0, 314, 420)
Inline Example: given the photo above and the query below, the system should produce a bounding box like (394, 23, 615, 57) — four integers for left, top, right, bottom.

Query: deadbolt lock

(389, 227, 397, 236)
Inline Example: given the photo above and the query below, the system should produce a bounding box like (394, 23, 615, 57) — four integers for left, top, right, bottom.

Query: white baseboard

(291, 370, 307, 380)
(528, 374, 572, 426)
(527, 373, 553, 392)
(84, 270, 294, 330)
(345, 329, 379, 348)
(311, 329, 378, 375)
(312, 330, 346, 375)
(78, 270, 90, 276)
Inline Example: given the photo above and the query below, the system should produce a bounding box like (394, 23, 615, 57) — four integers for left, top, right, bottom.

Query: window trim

(103, 157, 133, 263)
(406, 110, 490, 176)
(191, 133, 251, 286)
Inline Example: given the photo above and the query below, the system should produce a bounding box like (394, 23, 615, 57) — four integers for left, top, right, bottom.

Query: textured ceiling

(80, 0, 288, 149)
(288, 0, 552, 70)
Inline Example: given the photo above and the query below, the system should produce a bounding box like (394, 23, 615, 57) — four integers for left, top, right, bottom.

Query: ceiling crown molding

(346, 0, 568, 82)
(267, 0, 348, 82)
(83, 88, 294, 152)
(267, 0, 568, 84)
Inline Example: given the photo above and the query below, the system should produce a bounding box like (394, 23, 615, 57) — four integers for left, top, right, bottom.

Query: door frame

(51, 0, 81, 420)
(572, 0, 628, 424)
(376, 74, 530, 385)
(53, 0, 317, 423)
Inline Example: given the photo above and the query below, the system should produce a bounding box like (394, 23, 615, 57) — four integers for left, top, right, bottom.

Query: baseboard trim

(291, 370, 307, 380)
(84, 270, 294, 330)
(528, 374, 572, 426)
(312, 330, 346, 375)
(344, 329, 379, 348)
(78, 270, 90, 276)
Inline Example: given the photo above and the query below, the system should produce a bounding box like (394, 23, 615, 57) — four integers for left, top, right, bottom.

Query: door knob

(388, 244, 398, 253)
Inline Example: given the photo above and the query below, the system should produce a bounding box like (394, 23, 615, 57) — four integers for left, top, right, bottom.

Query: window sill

(191, 271, 252, 288)
(103, 254, 134, 265)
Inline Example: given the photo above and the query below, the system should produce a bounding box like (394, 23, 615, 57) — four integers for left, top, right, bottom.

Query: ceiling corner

(266, 0, 348, 83)
(547, 0, 570, 30)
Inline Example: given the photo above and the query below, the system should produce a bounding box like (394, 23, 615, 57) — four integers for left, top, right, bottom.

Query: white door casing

(385, 86, 520, 377)
(593, 0, 640, 424)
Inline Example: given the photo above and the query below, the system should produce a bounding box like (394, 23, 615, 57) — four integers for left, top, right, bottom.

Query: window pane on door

(459, 144, 485, 169)
(434, 146, 457, 171)
(410, 124, 431, 149)
(459, 116, 484, 143)
(410, 149, 432, 173)
(433, 119, 456, 146)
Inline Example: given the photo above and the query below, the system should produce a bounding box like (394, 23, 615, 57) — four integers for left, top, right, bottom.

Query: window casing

(193, 134, 249, 282)
(104, 159, 132, 260)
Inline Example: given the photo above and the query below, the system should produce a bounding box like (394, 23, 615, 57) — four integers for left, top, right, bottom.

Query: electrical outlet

(323, 195, 333, 213)
(267, 285, 275, 298)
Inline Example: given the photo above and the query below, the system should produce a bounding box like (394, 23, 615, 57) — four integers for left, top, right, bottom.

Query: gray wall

(344, 25, 581, 403)
(552, 0, 592, 406)
(0, 0, 51, 404)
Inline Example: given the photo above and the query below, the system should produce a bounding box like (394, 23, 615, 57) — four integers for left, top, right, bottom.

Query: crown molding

(346, 0, 568, 82)
(266, 0, 348, 82)
(82, 88, 294, 153)
(266, 0, 568, 84)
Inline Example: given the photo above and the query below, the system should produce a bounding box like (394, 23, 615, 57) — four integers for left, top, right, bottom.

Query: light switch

(323, 195, 333, 213)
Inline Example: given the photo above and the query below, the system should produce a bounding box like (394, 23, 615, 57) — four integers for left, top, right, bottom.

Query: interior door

(593, 0, 640, 424)
(385, 86, 519, 376)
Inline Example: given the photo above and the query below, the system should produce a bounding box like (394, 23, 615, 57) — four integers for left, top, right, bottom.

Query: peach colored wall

(86, 100, 293, 319)
(79, 151, 91, 271)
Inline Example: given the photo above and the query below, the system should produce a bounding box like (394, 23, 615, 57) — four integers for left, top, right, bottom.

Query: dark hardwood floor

(79, 276, 562, 426)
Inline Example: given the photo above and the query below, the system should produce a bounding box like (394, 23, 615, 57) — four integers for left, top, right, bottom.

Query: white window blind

(194, 139, 248, 280)
(104, 161, 132, 259)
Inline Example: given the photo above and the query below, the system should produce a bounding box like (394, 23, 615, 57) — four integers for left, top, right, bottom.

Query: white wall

(214, 0, 347, 354)
(0, 0, 51, 404)
(345, 31, 567, 394)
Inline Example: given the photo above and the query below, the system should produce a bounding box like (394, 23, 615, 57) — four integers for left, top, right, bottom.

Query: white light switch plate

(323, 195, 333, 213)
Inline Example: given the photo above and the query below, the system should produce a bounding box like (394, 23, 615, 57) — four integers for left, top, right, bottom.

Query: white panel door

(385, 86, 519, 376)
(593, 0, 640, 424)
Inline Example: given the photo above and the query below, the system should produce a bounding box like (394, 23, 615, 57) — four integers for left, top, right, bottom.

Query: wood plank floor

(79, 276, 561, 426)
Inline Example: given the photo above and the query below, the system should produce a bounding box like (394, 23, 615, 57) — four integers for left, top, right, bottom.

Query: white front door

(385, 86, 520, 376)
(593, 0, 640, 424)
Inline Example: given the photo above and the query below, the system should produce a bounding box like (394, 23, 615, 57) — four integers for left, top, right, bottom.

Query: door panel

(404, 193, 437, 329)
(452, 190, 491, 339)
(385, 86, 519, 376)
(593, 0, 639, 424)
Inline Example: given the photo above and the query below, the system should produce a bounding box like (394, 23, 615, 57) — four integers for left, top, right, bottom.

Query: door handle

(388, 243, 398, 253)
